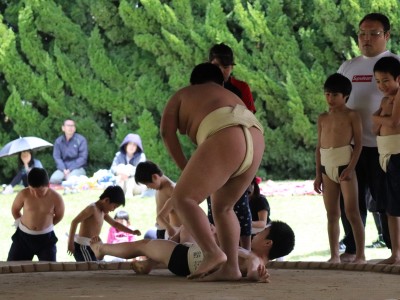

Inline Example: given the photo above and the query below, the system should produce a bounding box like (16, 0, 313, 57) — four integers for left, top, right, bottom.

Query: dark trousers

(340, 146, 391, 254)
(207, 191, 252, 237)
(7, 228, 58, 261)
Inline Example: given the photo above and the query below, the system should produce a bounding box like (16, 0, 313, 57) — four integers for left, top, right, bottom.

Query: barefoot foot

(197, 263, 242, 282)
(340, 253, 356, 263)
(327, 257, 340, 263)
(377, 256, 400, 265)
(187, 251, 227, 279)
(351, 257, 367, 264)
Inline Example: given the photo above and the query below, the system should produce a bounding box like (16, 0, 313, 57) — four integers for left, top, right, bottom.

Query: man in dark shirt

(49, 119, 88, 184)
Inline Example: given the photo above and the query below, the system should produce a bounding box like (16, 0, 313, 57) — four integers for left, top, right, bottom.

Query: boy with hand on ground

(67, 185, 141, 261)
(7, 168, 65, 261)
(372, 56, 400, 264)
(314, 73, 365, 264)
(90, 220, 295, 283)
(135, 161, 181, 239)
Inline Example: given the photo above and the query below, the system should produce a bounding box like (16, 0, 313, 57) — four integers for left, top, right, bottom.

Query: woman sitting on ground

(2, 150, 43, 194)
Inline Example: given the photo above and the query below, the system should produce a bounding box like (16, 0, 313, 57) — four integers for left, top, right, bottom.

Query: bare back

(156, 178, 180, 227)
(12, 187, 64, 231)
(164, 83, 245, 144)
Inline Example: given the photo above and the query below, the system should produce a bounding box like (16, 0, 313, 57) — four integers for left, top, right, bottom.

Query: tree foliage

(0, 0, 399, 182)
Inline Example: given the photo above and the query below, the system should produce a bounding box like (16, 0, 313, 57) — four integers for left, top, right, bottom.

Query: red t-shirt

(229, 76, 256, 113)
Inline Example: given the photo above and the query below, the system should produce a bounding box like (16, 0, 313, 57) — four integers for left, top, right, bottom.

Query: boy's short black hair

(359, 13, 390, 32)
(99, 185, 125, 206)
(28, 167, 49, 188)
(266, 221, 295, 260)
(208, 43, 235, 66)
(324, 73, 352, 97)
(190, 63, 224, 85)
(135, 161, 163, 184)
(373, 56, 400, 79)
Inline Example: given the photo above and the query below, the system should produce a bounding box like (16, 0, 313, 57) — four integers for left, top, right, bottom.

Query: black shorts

(167, 244, 190, 276)
(7, 228, 58, 261)
(386, 154, 400, 216)
(156, 229, 166, 239)
(73, 242, 97, 262)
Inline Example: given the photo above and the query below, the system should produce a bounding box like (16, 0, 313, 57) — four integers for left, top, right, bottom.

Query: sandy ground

(0, 261, 399, 300)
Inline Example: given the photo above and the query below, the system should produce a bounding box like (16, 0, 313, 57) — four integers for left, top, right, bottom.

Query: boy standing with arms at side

(67, 185, 141, 261)
(7, 168, 65, 261)
(134, 161, 181, 238)
(314, 73, 365, 263)
(372, 56, 400, 264)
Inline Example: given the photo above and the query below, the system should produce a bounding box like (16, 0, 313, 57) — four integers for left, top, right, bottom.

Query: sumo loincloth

(320, 145, 352, 183)
(196, 105, 264, 178)
(377, 134, 400, 173)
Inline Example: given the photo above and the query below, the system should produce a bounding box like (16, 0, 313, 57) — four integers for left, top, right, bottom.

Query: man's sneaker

(339, 240, 346, 252)
(366, 238, 386, 248)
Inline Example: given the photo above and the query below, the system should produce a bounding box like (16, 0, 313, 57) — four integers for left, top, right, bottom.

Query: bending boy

(160, 63, 264, 280)
(90, 220, 295, 282)
(135, 161, 181, 238)
(67, 185, 141, 261)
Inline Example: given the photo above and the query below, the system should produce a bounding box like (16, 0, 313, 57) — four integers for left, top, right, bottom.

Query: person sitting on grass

(67, 185, 141, 262)
(90, 220, 295, 283)
(2, 150, 43, 195)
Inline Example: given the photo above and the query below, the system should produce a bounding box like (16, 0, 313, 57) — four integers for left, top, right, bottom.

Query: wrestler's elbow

(160, 127, 168, 140)
(160, 127, 175, 142)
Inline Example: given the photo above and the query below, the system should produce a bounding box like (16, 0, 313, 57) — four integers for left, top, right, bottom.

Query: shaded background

(0, 0, 399, 182)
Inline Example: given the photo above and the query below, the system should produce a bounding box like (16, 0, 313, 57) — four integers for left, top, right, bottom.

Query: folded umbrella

(0, 136, 53, 158)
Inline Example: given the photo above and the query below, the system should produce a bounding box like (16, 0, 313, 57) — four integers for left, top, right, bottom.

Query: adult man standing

(338, 13, 399, 261)
(50, 119, 88, 184)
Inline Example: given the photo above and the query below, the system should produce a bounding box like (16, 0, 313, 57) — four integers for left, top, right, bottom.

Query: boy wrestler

(313, 73, 365, 263)
(135, 161, 181, 239)
(372, 56, 400, 264)
(160, 63, 264, 280)
(7, 168, 65, 261)
(67, 185, 141, 261)
(90, 220, 295, 283)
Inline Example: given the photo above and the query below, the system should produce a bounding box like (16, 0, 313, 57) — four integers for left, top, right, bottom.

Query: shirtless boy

(160, 63, 264, 280)
(372, 56, 400, 264)
(7, 167, 65, 261)
(90, 220, 295, 283)
(135, 161, 181, 238)
(67, 185, 141, 261)
(314, 73, 365, 263)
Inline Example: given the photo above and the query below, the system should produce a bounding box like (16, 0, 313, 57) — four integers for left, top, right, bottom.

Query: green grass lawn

(0, 188, 391, 262)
